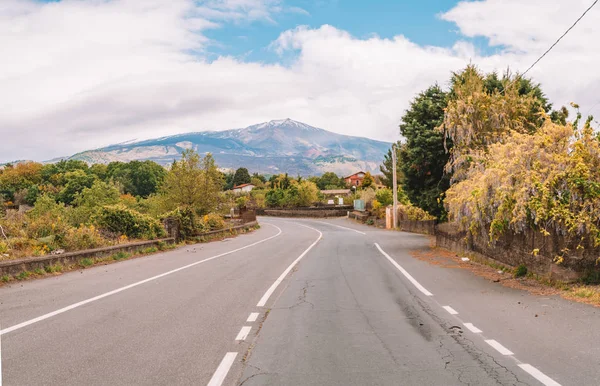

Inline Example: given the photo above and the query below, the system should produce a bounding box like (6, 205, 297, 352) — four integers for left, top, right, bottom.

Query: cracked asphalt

(2, 217, 599, 385)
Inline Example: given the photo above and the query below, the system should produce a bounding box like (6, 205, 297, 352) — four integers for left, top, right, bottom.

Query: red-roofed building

(344, 171, 366, 188)
(232, 183, 255, 194)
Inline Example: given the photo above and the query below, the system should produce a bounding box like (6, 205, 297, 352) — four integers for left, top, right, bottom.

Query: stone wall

(262, 208, 350, 218)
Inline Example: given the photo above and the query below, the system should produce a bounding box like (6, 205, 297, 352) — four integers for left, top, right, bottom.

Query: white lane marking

(518, 364, 562, 386)
(443, 306, 458, 315)
(0, 322, 3, 386)
(0, 224, 283, 336)
(463, 323, 482, 333)
(485, 339, 514, 356)
(207, 352, 238, 386)
(313, 221, 366, 235)
(246, 313, 259, 322)
(235, 326, 252, 341)
(374, 243, 433, 296)
(257, 223, 322, 307)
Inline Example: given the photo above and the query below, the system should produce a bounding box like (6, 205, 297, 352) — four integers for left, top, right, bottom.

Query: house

(344, 171, 366, 188)
(232, 183, 255, 194)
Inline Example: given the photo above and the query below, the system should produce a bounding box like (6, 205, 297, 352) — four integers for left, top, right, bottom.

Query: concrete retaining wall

(0, 238, 175, 276)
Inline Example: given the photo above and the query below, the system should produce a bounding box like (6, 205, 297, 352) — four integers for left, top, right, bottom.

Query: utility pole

(392, 144, 398, 229)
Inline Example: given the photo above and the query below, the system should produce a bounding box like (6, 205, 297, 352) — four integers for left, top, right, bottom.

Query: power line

(522, 0, 598, 76)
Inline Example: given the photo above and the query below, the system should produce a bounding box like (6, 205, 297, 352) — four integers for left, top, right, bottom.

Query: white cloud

(0, 0, 599, 162)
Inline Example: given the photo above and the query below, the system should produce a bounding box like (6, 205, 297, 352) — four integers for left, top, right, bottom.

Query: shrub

(202, 213, 225, 231)
(265, 189, 285, 207)
(514, 264, 528, 278)
(63, 225, 106, 251)
(296, 181, 319, 207)
(79, 258, 94, 267)
(96, 204, 166, 239)
(162, 207, 197, 239)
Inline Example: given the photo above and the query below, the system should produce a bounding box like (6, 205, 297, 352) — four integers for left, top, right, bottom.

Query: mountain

(66, 119, 392, 176)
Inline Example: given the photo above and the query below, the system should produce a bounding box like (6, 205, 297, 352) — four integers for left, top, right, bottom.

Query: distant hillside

(63, 119, 392, 176)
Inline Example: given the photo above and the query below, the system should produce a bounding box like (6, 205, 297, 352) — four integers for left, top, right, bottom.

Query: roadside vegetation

(0, 150, 229, 260)
(390, 63, 600, 283)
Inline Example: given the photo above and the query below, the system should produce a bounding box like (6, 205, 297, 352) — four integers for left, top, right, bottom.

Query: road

(1, 217, 599, 385)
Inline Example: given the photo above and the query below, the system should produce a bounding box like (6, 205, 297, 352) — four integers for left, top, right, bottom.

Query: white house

(232, 183, 255, 194)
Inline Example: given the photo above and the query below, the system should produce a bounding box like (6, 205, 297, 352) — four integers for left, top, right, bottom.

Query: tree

(251, 172, 266, 183)
(0, 162, 43, 202)
(106, 161, 166, 198)
(316, 172, 345, 190)
(160, 150, 223, 214)
(442, 65, 544, 182)
(361, 172, 374, 188)
(397, 84, 449, 219)
(379, 146, 402, 188)
(296, 181, 319, 206)
(58, 170, 96, 204)
(232, 167, 251, 187)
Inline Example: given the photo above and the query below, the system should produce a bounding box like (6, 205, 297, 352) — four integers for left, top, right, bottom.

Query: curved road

(1, 218, 598, 385)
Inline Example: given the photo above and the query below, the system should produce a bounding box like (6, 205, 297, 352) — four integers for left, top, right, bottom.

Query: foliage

(397, 204, 436, 221)
(202, 213, 225, 231)
(314, 172, 346, 190)
(379, 146, 402, 189)
(63, 225, 105, 251)
(160, 150, 223, 215)
(296, 181, 319, 207)
(265, 188, 285, 207)
(162, 207, 197, 239)
(107, 161, 166, 198)
(361, 172, 374, 188)
(96, 204, 166, 240)
(69, 180, 121, 226)
(445, 116, 600, 260)
(514, 264, 528, 278)
(397, 85, 450, 219)
(58, 170, 96, 204)
(440, 65, 541, 182)
(232, 167, 251, 187)
(375, 188, 410, 207)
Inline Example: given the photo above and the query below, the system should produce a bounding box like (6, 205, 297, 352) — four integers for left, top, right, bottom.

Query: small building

(344, 171, 366, 188)
(232, 183, 255, 194)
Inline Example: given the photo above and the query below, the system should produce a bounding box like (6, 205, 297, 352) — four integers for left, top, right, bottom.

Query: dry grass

(410, 245, 587, 303)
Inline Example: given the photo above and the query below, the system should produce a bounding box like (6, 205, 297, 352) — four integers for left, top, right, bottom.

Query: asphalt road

(1, 217, 599, 385)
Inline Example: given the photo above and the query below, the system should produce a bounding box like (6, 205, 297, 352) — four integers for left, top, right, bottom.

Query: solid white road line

(443, 306, 458, 315)
(485, 339, 514, 356)
(206, 352, 238, 386)
(463, 323, 482, 333)
(235, 326, 252, 341)
(0, 322, 3, 386)
(518, 364, 562, 386)
(313, 221, 366, 235)
(374, 243, 433, 296)
(256, 223, 322, 307)
(0, 224, 283, 336)
(246, 313, 259, 322)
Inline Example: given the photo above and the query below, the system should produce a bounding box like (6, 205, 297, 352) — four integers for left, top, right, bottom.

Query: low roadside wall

(259, 206, 352, 218)
(399, 220, 436, 235)
(0, 221, 261, 277)
(0, 238, 175, 276)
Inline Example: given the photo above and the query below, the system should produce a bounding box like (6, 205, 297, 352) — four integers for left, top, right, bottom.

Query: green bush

(96, 204, 166, 239)
(265, 189, 285, 207)
(514, 264, 528, 278)
(162, 207, 197, 239)
(202, 213, 225, 231)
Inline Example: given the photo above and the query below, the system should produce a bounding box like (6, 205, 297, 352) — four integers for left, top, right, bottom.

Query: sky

(1, 0, 599, 163)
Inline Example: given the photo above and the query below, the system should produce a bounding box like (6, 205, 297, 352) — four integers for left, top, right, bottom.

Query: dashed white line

(485, 339, 514, 356)
(206, 352, 237, 386)
(0, 224, 283, 336)
(443, 306, 458, 315)
(257, 223, 322, 307)
(374, 243, 433, 296)
(246, 312, 259, 322)
(518, 364, 562, 386)
(235, 326, 252, 341)
(463, 323, 482, 333)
